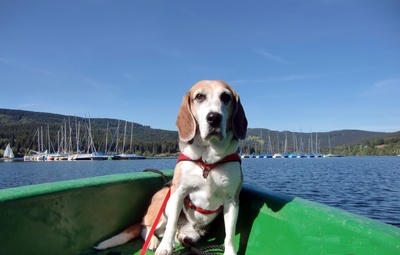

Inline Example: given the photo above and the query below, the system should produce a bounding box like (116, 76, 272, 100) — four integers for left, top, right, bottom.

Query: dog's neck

(179, 131, 239, 164)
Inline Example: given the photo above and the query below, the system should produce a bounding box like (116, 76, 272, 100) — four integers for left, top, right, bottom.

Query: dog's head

(176, 80, 247, 143)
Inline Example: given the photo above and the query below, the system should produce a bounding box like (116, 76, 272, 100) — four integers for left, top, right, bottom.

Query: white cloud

(81, 78, 120, 98)
(230, 74, 317, 85)
(253, 48, 291, 65)
(18, 103, 37, 109)
(362, 78, 400, 98)
(0, 57, 52, 75)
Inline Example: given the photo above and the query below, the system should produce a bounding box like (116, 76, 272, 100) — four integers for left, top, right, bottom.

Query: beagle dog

(96, 80, 247, 255)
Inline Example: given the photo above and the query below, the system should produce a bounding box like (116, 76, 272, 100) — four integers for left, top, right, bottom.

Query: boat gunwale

(0, 170, 175, 202)
(2, 170, 398, 235)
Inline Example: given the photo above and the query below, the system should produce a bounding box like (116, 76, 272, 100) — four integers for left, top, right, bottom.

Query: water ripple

(1, 156, 399, 227)
(242, 156, 400, 227)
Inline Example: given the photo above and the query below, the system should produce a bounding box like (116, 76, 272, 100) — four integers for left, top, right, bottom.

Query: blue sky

(1, 0, 399, 133)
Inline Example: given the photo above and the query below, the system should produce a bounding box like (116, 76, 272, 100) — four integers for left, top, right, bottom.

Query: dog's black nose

(206, 112, 222, 127)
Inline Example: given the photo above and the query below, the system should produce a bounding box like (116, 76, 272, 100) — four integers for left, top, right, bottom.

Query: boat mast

(88, 115, 96, 153)
(60, 124, 63, 153)
(68, 118, 72, 154)
(64, 121, 68, 153)
(41, 126, 44, 152)
(328, 133, 332, 154)
(267, 131, 272, 154)
(105, 122, 109, 154)
(57, 130, 60, 153)
(47, 124, 50, 153)
(129, 121, 133, 154)
(284, 132, 288, 154)
(122, 121, 127, 154)
(292, 131, 296, 154)
(75, 116, 79, 153)
(276, 131, 280, 154)
(260, 129, 264, 154)
(115, 121, 120, 154)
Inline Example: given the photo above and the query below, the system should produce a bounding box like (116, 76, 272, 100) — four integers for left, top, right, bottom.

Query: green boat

(0, 170, 399, 255)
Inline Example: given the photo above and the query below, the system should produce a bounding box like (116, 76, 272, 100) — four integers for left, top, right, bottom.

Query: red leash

(140, 187, 171, 255)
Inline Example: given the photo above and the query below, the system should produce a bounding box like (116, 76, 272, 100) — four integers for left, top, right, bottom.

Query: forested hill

(1, 108, 399, 156)
(0, 108, 179, 156)
(245, 128, 400, 156)
(246, 128, 396, 149)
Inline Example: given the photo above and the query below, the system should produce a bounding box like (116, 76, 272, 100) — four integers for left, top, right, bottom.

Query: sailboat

(2, 143, 15, 160)
(264, 131, 273, 158)
(289, 132, 298, 158)
(272, 131, 282, 158)
(307, 132, 315, 158)
(281, 132, 289, 158)
(314, 132, 324, 157)
(117, 121, 145, 160)
(68, 116, 104, 161)
(23, 128, 48, 161)
(324, 133, 335, 157)
(296, 131, 306, 158)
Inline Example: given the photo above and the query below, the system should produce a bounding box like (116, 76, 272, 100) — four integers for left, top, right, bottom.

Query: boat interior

(0, 170, 399, 255)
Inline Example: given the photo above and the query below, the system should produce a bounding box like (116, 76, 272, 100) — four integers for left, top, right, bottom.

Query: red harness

(177, 153, 242, 178)
(184, 196, 223, 215)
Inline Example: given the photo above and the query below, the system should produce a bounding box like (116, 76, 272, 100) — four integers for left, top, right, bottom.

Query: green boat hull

(0, 170, 399, 255)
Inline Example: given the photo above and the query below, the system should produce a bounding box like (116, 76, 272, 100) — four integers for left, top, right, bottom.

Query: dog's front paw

(155, 241, 174, 255)
(223, 246, 237, 255)
(148, 235, 160, 251)
(155, 248, 173, 255)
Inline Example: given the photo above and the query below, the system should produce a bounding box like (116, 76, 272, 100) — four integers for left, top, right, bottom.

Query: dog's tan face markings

(176, 80, 247, 144)
(189, 81, 235, 141)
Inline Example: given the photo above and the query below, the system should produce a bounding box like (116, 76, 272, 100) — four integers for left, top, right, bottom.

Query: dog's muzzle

(206, 112, 224, 140)
(206, 112, 222, 127)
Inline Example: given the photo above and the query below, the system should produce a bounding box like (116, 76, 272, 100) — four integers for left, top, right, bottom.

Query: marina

(12, 119, 148, 162)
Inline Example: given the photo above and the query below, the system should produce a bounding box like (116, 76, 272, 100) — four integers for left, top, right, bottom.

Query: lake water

(1, 156, 399, 227)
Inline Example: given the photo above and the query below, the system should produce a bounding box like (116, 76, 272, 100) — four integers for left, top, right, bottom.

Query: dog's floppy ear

(176, 92, 196, 142)
(232, 92, 248, 140)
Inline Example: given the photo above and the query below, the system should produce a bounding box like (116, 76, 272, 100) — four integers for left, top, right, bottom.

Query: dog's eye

(195, 93, 206, 101)
(220, 93, 232, 104)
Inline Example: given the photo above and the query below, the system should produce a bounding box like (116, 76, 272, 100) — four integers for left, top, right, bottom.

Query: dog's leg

(141, 226, 160, 251)
(223, 197, 239, 255)
(155, 191, 184, 255)
(140, 187, 170, 251)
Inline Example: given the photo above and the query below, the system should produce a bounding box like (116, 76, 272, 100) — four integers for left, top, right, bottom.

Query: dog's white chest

(179, 160, 242, 217)
(181, 161, 241, 190)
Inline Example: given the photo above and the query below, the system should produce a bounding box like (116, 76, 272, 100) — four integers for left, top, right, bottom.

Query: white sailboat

(117, 121, 145, 160)
(3, 143, 15, 159)
(272, 131, 282, 158)
(69, 116, 107, 160)
(23, 128, 49, 161)
(324, 133, 335, 157)
(281, 132, 289, 158)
